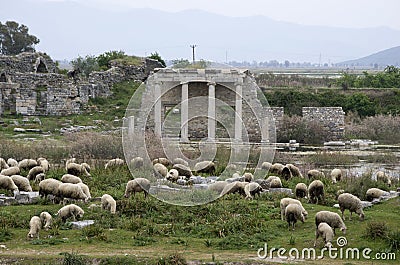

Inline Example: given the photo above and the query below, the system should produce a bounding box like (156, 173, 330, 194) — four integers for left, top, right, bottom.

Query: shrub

(387, 230, 400, 252)
(61, 252, 87, 265)
(364, 221, 388, 240)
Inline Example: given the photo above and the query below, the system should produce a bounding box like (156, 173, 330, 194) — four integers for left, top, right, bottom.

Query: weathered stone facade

(302, 107, 345, 141)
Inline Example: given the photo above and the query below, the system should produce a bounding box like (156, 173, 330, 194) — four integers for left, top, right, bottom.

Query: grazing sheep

(281, 166, 294, 180)
(376, 171, 391, 186)
(77, 182, 91, 201)
(286, 164, 303, 178)
(27, 166, 44, 181)
(366, 188, 389, 201)
(166, 169, 179, 182)
(10, 175, 32, 192)
(39, 178, 62, 200)
(270, 163, 284, 175)
(285, 204, 305, 230)
(152, 158, 171, 167)
(101, 194, 116, 214)
(27, 216, 41, 239)
(208, 181, 229, 194)
(220, 181, 247, 197)
(308, 180, 324, 204)
(124, 178, 151, 198)
(1, 166, 20, 176)
(65, 158, 76, 171)
(280, 198, 308, 221)
(0, 175, 18, 193)
(130, 157, 144, 168)
(7, 158, 18, 167)
(194, 161, 215, 174)
(261, 162, 272, 171)
(61, 174, 83, 184)
(172, 164, 192, 178)
(18, 159, 38, 170)
(105, 158, 125, 169)
(307, 169, 325, 179)
(242, 172, 254, 183)
(40, 212, 52, 230)
(66, 162, 91, 177)
(244, 182, 263, 199)
(0, 158, 9, 170)
(330, 168, 342, 184)
(315, 211, 347, 235)
(37, 158, 50, 172)
(153, 163, 168, 178)
(56, 204, 84, 223)
(338, 193, 365, 221)
(314, 222, 334, 248)
(35, 173, 46, 183)
(295, 183, 308, 198)
(173, 158, 189, 167)
(58, 183, 88, 203)
(269, 176, 282, 188)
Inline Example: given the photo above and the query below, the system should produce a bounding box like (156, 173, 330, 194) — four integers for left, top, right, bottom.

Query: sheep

(39, 178, 62, 200)
(27, 166, 44, 181)
(166, 169, 179, 182)
(261, 161, 272, 171)
(295, 183, 307, 198)
(124, 178, 151, 198)
(0, 158, 9, 170)
(65, 158, 76, 170)
(61, 174, 83, 184)
(242, 172, 254, 183)
(338, 193, 365, 221)
(314, 222, 334, 248)
(270, 163, 284, 175)
(254, 179, 270, 189)
(220, 181, 247, 197)
(66, 162, 91, 177)
(35, 173, 45, 183)
(101, 194, 116, 214)
(105, 158, 125, 169)
(7, 158, 18, 167)
(285, 204, 305, 230)
(152, 158, 172, 167)
(268, 176, 282, 188)
(315, 210, 347, 235)
(18, 159, 38, 170)
(194, 161, 215, 174)
(172, 164, 192, 178)
(286, 164, 303, 178)
(244, 182, 263, 199)
(27, 216, 41, 239)
(336, 189, 345, 199)
(153, 163, 168, 178)
(208, 181, 229, 194)
(376, 171, 391, 186)
(77, 182, 91, 201)
(10, 175, 32, 192)
(307, 169, 325, 179)
(39, 212, 52, 230)
(366, 188, 389, 201)
(58, 183, 89, 203)
(1, 166, 20, 176)
(37, 157, 50, 172)
(280, 198, 308, 221)
(130, 156, 144, 168)
(56, 204, 84, 223)
(308, 180, 324, 204)
(330, 168, 342, 184)
(0, 175, 18, 194)
(173, 158, 189, 167)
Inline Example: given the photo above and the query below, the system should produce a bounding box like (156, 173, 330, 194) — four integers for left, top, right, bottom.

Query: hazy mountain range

(2, 0, 400, 64)
(338, 46, 400, 67)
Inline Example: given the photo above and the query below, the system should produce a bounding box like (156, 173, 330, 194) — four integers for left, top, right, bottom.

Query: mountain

(338, 46, 400, 67)
(2, 0, 400, 63)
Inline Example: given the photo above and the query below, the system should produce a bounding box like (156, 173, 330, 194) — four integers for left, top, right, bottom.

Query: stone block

(71, 220, 95, 229)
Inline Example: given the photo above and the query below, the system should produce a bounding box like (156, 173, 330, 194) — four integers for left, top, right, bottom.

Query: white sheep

(39, 178, 62, 200)
(330, 168, 342, 184)
(58, 183, 89, 203)
(124, 178, 151, 198)
(166, 169, 179, 182)
(105, 158, 125, 169)
(285, 203, 305, 230)
(56, 204, 84, 223)
(27, 166, 44, 181)
(308, 180, 324, 204)
(314, 222, 334, 248)
(280, 198, 308, 221)
(242, 172, 254, 183)
(270, 163, 284, 175)
(0, 174, 18, 194)
(27, 216, 41, 239)
(286, 164, 303, 178)
(152, 158, 171, 167)
(1, 166, 20, 176)
(101, 194, 116, 214)
(208, 181, 229, 194)
(61, 174, 83, 184)
(295, 183, 307, 198)
(261, 161, 272, 171)
(7, 158, 18, 167)
(366, 188, 389, 201)
(269, 176, 282, 188)
(10, 175, 32, 192)
(35, 173, 46, 183)
(37, 157, 50, 172)
(153, 163, 168, 178)
(173, 158, 189, 167)
(315, 210, 347, 235)
(39, 211, 53, 230)
(77, 182, 91, 201)
(307, 169, 325, 179)
(194, 161, 215, 174)
(220, 181, 247, 197)
(244, 182, 263, 199)
(338, 193, 365, 221)
(0, 158, 9, 170)
(66, 162, 91, 177)
(130, 157, 144, 168)
(65, 158, 76, 170)
(18, 159, 38, 170)
(376, 171, 391, 186)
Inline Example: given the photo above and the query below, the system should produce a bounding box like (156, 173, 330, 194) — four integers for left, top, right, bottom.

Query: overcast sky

(68, 0, 400, 30)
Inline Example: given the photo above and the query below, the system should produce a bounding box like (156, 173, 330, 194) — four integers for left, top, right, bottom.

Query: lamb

(173, 158, 189, 167)
(308, 180, 324, 204)
(280, 198, 308, 221)
(153, 163, 168, 178)
(307, 169, 325, 179)
(0, 175, 19, 194)
(1, 166, 20, 176)
(61, 174, 83, 184)
(66, 162, 91, 177)
(366, 188, 389, 201)
(7, 158, 18, 167)
(242, 172, 254, 183)
(166, 169, 179, 182)
(261, 162, 272, 171)
(77, 182, 91, 201)
(220, 181, 247, 197)
(315, 210, 347, 235)
(105, 158, 125, 169)
(244, 182, 263, 199)
(27, 166, 44, 181)
(124, 178, 151, 198)
(56, 204, 84, 222)
(194, 161, 215, 174)
(101, 194, 116, 214)
(39, 211, 52, 230)
(208, 181, 229, 194)
(269, 163, 284, 175)
(0, 158, 9, 170)
(27, 216, 41, 239)
(58, 183, 89, 203)
(285, 204, 305, 230)
(37, 157, 50, 172)
(376, 171, 391, 186)
(314, 222, 334, 248)
(295, 183, 307, 198)
(10, 175, 32, 192)
(330, 168, 342, 184)
(39, 178, 62, 200)
(130, 156, 144, 168)
(18, 159, 38, 170)
(338, 193, 365, 221)
(152, 158, 172, 167)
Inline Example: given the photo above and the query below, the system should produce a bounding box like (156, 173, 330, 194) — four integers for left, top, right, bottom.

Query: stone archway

(36, 59, 48, 73)
(0, 73, 7, 82)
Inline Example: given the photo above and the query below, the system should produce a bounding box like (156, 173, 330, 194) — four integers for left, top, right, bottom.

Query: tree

(148, 52, 166, 67)
(71, 55, 100, 77)
(97, 50, 126, 70)
(0, 21, 39, 55)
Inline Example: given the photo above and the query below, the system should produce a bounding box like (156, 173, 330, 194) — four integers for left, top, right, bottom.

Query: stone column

(128, 116, 135, 136)
(208, 82, 216, 140)
(154, 82, 162, 137)
(234, 80, 243, 142)
(181, 82, 189, 142)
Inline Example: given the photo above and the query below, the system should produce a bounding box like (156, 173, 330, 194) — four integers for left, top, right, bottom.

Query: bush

(61, 252, 87, 265)
(364, 221, 388, 240)
(344, 173, 389, 200)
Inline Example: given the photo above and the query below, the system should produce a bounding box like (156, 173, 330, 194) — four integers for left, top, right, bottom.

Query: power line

(190, 44, 197, 63)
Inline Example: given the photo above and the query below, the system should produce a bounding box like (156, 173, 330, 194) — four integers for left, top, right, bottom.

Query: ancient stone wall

(0, 52, 57, 73)
(302, 107, 345, 141)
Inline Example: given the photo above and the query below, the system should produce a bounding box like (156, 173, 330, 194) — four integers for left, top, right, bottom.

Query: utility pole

(190, 44, 197, 63)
